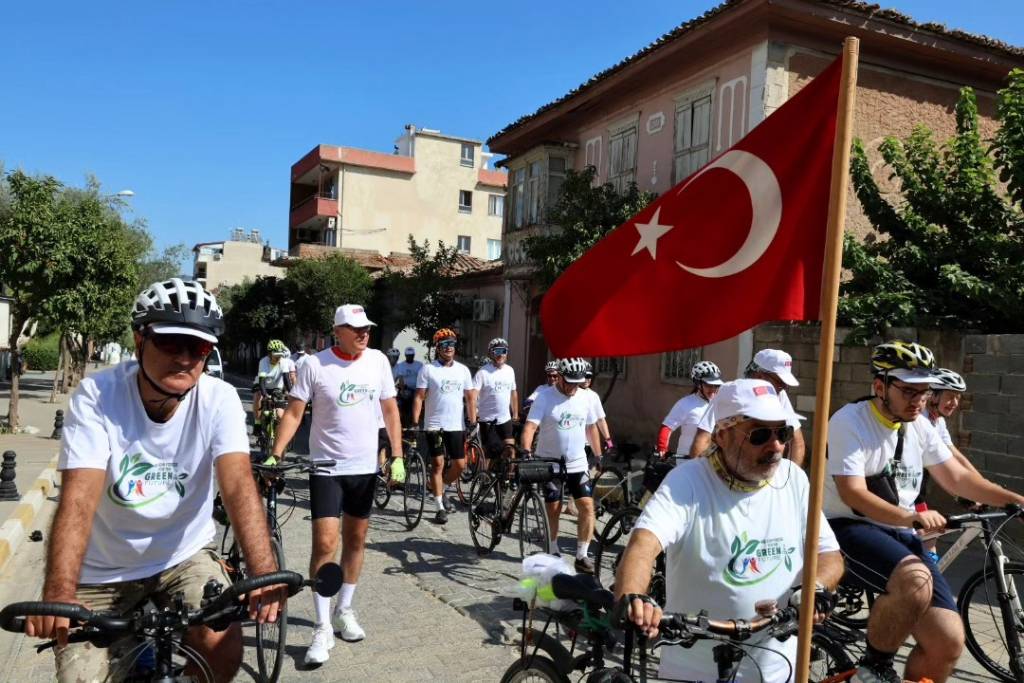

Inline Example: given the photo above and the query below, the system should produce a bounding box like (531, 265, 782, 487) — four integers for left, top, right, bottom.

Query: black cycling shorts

(480, 420, 514, 456)
(422, 430, 465, 460)
(544, 470, 593, 503)
(309, 473, 377, 520)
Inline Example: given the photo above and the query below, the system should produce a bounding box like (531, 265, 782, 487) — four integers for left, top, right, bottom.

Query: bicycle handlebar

(0, 602, 132, 636)
(657, 605, 800, 643)
(945, 503, 1022, 529)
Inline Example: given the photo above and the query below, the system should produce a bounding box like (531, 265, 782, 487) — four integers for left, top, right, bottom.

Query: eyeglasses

(891, 383, 932, 402)
(490, 347, 508, 356)
(148, 334, 214, 359)
(742, 425, 794, 446)
(342, 325, 371, 335)
(437, 340, 457, 349)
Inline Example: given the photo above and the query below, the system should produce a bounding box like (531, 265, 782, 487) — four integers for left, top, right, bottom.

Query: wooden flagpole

(795, 36, 859, 683)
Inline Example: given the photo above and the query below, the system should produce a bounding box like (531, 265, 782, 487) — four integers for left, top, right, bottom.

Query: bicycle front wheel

(469, 472, 502, 555)
(807, 629, 857, 683)
(518, 489, 550, 559)
(960, 561, 1024, 682)
(256, 535, 288, 682)
(374, 458, 392, 510)
(499, 654, 569, 683)
(463, 440, 483, 483)
(402, 451, 426, 531)
(594, 506, 641, 590)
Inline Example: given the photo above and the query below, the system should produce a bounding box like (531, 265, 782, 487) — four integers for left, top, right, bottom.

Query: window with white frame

(457, 235, 471, 254)
(511, 167, 526, 229)
(488, 194, 504, 217)
(527, 160, 543, 225)
(592, 357, 627, 378)
(674, 89, 713, 183)
(487, 239, 502, 260)
(607, 125, 637, 194)
(459, 190, 473, 213)
(547, 156, 567, 209)
(460, 143, 475, 167)
(661, 348, 703, 383)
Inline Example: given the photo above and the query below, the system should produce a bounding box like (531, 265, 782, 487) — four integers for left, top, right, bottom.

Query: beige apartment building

(288, 126, 506, 262)
(192, 228, 287, 292)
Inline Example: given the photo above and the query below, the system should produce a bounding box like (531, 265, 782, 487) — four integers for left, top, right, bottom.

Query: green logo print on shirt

(107, 453, 188, 508)
(722, 531, 796, 587)
(337, 381, 374, 407)
(556, 411, 586, 431)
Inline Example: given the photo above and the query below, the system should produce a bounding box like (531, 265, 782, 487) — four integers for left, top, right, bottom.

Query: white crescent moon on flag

(675, 150, 782, 278)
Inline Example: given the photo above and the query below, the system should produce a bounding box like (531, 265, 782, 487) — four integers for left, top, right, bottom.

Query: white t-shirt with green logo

(417, 360, 473, 431)
(526, 387, 597, 473)
(823, 400, 952, 525)
(291, 347, 396, 476)
(59, 361, 250, 584)
(474, 363, 517, 423)
(636, 458, 839, 682)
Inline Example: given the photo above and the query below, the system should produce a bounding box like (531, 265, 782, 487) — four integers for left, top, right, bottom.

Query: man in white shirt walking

(473, 338, 519, 460)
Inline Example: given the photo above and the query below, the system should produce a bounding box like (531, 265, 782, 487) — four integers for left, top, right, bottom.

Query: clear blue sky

(3, 1, 1022, 264)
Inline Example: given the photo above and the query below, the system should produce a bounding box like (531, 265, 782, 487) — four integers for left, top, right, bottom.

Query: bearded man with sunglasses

(615, 379, 843, 682)
(823, 341, 1024, 683)
(28, 279, 283, 683)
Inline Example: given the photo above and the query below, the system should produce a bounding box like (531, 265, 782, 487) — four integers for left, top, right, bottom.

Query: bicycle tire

(592, 469, 626, 522)
(256, 536, 288, 682)
(469, 472, 502, 555)
(499, 654, 569, 683)
(464, 441, 483, 484)
(518, 489, 550, 559)
(594, 506, 641, 590)
(830, 584, 876, 630)
(402, 450, 426, 531)
(807, 630, 857, 683)
(375, 457, 393, 510)
(959, 561, 1024, 682)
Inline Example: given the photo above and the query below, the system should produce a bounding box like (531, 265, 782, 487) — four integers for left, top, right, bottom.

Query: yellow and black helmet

(871, 341, 936, 375)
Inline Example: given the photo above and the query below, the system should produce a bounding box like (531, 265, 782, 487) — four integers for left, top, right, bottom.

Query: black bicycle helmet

(133, 278, 225, 340)
(690, 360, 724, 386)
(558, 357, 588, 383)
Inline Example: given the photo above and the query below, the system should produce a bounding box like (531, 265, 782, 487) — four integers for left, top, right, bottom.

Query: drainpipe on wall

(503, 281, 511, 340)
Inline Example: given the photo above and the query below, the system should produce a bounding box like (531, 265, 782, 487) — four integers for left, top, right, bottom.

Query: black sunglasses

(438, 340, 457, 349)
(148, 334, 214, 359)
(743, 425, 794, 446)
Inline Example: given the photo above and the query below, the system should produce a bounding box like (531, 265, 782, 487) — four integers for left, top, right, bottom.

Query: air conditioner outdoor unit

(473, 299, 496, 322)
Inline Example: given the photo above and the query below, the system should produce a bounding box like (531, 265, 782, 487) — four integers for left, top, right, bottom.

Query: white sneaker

(303, 624, 335, 665)
(333, 607, 366, 642)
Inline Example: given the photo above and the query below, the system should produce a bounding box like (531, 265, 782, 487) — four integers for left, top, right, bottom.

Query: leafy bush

(23, 334, 60, 371)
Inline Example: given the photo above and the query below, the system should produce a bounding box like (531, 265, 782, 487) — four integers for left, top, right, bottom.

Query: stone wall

(754, 324, 1024, 490)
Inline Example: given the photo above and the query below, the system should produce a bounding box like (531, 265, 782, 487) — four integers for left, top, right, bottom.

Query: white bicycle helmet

(930, 368, 966, 393)
(133, 278, 224, 341)
(558, 357, 588, 383)
(545, 360, 559, 373)
(690, 360, 724, 386)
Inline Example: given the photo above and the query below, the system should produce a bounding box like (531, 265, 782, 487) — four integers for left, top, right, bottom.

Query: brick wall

(754, 324, 1024, 490)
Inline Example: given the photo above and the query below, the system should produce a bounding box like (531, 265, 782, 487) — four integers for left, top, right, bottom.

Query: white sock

(435, 495, 445, 509)
(577, 541, 590, 560)
(313, 592, 332, 627)
(335, 583, 357, 612)
(549, 540, 560, 555)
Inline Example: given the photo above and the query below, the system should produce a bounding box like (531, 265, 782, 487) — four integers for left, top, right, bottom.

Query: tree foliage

(219, 276, 298, 349)
(379, 236, 472, 344)
(524, 166, 657, 288)
(841, 70, 1024, 342)
(285, 253, 373, 334)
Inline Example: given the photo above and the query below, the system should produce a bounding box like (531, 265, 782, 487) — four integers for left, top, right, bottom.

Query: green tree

(841, 70, 1024, 342)
(285, 253, 373, 334)
(137, 243, 189, 291)
(379, 237, 472, 345)
(220, 276, 298, 350)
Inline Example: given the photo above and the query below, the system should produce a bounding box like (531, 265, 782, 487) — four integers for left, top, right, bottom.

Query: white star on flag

(631, 207, 674, 260)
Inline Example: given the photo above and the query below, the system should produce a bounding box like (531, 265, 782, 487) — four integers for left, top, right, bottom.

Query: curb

(0, 456, 60, 574)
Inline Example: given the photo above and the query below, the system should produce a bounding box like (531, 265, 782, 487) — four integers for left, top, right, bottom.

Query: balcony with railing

(289, 193, 338, 230)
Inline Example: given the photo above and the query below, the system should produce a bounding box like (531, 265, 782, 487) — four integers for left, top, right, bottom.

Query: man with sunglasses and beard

(27, 279, 284, 683)
(823, 341, 1024, 683)
(614, 379, 843, 683)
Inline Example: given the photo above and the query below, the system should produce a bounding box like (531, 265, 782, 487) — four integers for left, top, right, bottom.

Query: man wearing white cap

(615, 378, 843, 683)
(393, 346, 423, 427)
(271, 304, 403, 663)
(689, 348, 805, 466)
(822, 341, 1024, 683)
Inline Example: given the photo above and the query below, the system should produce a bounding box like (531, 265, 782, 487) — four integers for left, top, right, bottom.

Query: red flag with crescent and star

(540, 56, 843, 357)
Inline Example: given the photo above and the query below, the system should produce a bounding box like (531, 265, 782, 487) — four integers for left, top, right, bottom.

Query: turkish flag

(541, 56, 843, 357)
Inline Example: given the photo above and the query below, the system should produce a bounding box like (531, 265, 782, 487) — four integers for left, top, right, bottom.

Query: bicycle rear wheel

(830, 583, 875, 630)
(256, 535, 288, 682)
(499, 654, 568, 683)
(807, 630, 857, 683)
(518, 489, 550, 559)
(469, 472, 502, 555)
(463, 440, 483, 484)
(594, 506, 641, 590)
(959, 561, 1024, 682)
(402, 451, 426, 530)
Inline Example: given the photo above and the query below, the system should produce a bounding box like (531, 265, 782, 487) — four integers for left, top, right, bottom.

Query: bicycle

(374, 428, 428, 531)
(467, 452, 564, 558)
(0, 564, 343, 683)
(252, 387, 288, 459)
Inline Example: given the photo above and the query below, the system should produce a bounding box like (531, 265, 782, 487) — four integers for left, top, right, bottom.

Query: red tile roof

(477, 169, 508, 187)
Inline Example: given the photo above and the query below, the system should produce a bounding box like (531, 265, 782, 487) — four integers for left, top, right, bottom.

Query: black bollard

(0, 451, 18, 501)
(51, 409, 64, 440)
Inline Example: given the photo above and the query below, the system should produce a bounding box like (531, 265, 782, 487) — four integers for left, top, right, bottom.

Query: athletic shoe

(574, 556, 596, 574)
(303, 624, 335, 665)
(435, 507, 448, 524)
(333, 608, 366, 642)
(851, 661, 901, 683)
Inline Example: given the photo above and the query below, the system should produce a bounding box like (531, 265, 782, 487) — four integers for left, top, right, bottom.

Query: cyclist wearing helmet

(472, 338, 519, 459)
(524, 360, 559, 409)
(823, 341, 1024, 683)
(393, 346, 423, 427)
(270, 304, 402, 663)
(657, 360, 724, 459)
(253, 339, 297, 428)
(29, 279, 283, 682)
(580, 361, 613, 450)
(412, 328, 476, 524)
(521, 357, 602, 573)
(689, 349, 805, 466)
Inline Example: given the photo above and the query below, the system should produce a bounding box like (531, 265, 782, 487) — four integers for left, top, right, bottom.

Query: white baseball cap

(712, 379, 803, 424)
(333, 304, 376, 328)
(752, 349, 799, 387)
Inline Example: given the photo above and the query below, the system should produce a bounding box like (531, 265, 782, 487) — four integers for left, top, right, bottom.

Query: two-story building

(487, 0, 1024, 440)
(288, 126, 506, 263)
(192, 228, 287, 292)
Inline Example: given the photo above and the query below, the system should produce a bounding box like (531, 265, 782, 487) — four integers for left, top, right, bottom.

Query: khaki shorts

(55, 547, 232, 683)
